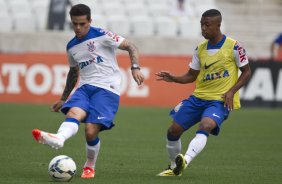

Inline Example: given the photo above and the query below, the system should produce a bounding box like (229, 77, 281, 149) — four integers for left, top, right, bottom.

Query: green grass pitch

(0, 104, 281, 184)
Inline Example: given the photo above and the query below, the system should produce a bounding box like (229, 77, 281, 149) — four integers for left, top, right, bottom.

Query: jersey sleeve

(102, 30, 125, 48)
(67, 51, 77, 67)
(189, 47, 201, 70)
(233, 41, 249, 68)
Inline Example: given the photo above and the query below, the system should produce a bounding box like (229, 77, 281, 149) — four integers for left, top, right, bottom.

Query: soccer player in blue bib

(156, 9, 251, 176)
(32, 4, 144, 178)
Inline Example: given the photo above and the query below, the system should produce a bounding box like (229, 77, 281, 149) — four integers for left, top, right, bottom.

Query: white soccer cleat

(32, 129, 64, 149)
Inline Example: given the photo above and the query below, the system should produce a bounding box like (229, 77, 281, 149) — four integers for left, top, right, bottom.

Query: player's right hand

(155, 71, 174, 82)
(51, 100, 65, 113)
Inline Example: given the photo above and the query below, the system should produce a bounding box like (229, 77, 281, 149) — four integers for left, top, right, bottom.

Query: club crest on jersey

(87, 41, 96, 52)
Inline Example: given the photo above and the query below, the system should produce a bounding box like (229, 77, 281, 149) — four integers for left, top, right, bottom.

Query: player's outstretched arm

(156, 68, 199, 84)
(51, 66, 79, 112)
(118, 39, 144, 86)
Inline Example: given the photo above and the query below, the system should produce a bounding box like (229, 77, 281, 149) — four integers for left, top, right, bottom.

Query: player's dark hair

(202, 9, 221, 17)
(202, 9, 222, 22)
(69, 4, 91, 21)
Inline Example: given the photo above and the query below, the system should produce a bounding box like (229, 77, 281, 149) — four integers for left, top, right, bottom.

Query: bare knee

(85, 129, 97, 141)
(85, 124, 101, 141)
(167, 121, 184, 139)
(66, 107, 86, 121)
(198, 117, 217, 133)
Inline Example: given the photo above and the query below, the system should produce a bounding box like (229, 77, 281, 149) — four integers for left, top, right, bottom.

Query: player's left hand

(51, 100, 65, 113)
(222, 91, 234, 111)
(131, 69, 144, 85)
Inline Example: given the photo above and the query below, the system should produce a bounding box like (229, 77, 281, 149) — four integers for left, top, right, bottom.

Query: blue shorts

(170, 95, 230, 135)
(61, 84, 120, 131)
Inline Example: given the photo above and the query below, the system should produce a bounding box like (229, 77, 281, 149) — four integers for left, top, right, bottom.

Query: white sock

(84, 141, 101, 169)
(57, 121, 79, 141)
(184, 133, 208, 165)
(166, 139, 181, 169)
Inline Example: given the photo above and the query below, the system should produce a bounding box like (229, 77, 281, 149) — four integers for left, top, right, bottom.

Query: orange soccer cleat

(81, 167, 95, 178)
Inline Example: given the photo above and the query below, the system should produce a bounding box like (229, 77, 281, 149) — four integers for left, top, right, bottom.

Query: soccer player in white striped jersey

(156, 9, 251, 176)
(32, 4, 144, 179)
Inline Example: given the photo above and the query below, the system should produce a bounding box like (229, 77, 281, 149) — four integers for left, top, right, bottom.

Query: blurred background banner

(0, 53, 194, 106)
(0, 0, 281, 108)
(240, 60, 282, 108)
(1, 53, 282, 107)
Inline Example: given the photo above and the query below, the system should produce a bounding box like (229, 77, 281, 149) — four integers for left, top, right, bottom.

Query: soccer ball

(48, 155, 76, 182)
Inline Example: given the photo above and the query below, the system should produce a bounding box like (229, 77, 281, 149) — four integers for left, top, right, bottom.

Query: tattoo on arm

(119, 40, 139, 66)
(60, 66, 79, 101)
